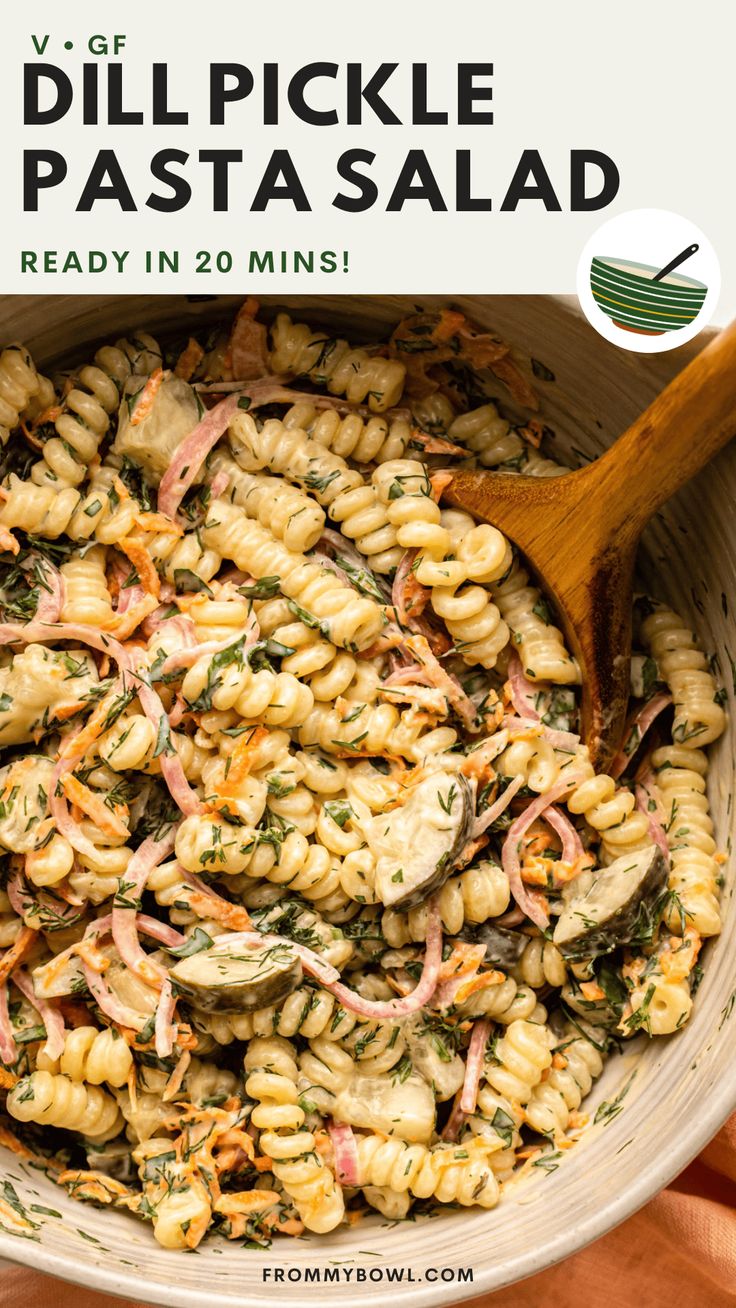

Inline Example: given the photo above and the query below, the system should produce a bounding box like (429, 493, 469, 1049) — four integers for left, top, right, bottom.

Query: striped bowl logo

(590, 256, 707, 335)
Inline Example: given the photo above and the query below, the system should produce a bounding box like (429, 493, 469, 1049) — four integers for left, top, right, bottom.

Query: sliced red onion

(130, 673, 204, 817)
(502, 771, 584, 930)
(318, 529, 369, 573)
(392, 548, 420, 626)
(12, 966, 66, 1062)
(115, 582, 146, 615)
(142, 610, 197, 643)
(507, 656, 541, 721)
(460, 1018, 491, 1114)
(610, 693, 672, 779)
(541, 726, 581, 751)
(112, 831, 177, 986)
(134, 913, 186, 948)
(160, 619, 258, 675)
(0, 983, 17, 1065)
(502, 714, 580, 753)
(158, 394, 242, 519)
(154, 976, 177, 1058)
(6, 869, 31, 919)
(328, 1120, 358, 1186)
(210, 904, 442, 1019)
(543, 804, 584, 866)
(192, 383, 412, 427)
(208, 469, 230, 501)
(168, 697, 186, 728)
(9, 865, 81, 929)
(86, 912, 184, 950)
(635, 784, 670, 862)
(50, 755, 102, 861)
(404, 634, 478, 732)
(309, 551, 355, 589)
(441, 1092, 466, 1143)
(383, 662, 433, 687)
(213, 931, 341, 987)
(502, 714, 540, 734)
(26, 557, 65, 624)
(472, 775, 525, 838)
(82, 960, 146, 1032)
(0, 619, 133, 665)
(494, 907, 525, 927)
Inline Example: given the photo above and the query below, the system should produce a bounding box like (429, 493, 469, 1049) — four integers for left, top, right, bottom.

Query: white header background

(0, 0, 733, 315)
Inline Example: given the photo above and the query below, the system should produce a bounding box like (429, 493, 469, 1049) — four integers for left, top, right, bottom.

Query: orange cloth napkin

(3, 1117, 736, 1308)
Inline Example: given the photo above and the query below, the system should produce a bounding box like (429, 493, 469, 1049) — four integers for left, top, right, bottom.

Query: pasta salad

(0, 299, 725, 1249)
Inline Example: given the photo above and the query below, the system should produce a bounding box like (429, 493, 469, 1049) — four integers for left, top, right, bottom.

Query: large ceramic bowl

(590, 256, 707, 334)
(0, 295, 733, 1306)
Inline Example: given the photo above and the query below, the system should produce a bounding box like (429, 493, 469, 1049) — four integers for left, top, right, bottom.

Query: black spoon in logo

(652, 242, 699, 283)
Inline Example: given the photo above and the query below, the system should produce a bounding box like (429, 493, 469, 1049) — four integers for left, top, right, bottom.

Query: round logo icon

(576, 208, 720, 353)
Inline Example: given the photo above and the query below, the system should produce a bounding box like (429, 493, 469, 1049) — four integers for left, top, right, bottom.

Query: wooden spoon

(444, 320, 736, 768)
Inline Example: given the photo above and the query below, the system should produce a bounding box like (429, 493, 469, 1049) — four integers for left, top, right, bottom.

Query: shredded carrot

(520, 855, 555, 887)
(117, 536, 161, 598)
(517, 419, 544, 449)
(429, 470, 454, 503)
(0, 1126, 33, 1159)
(439, 942, 487, 983)
(61, 774, 129, 839)
(453, 834, 488, 871)
(59, 684, 122, 761)
(130, 367, 164, 426)
(163, 1050, 192, 1102)
(401, 571, 431, 618)
(552, 1052, 568, 1070)
(580, 981, 605, 1002)
(49, 700, 96, 723)
(0, 526, 20, 556)
(73, 938, 109, 977)
(454, 969, 505, 1003)
(0, 926, 37, 986)
(0, 1067, 18, 1090)
(105, 593, 160, 639)
(57, 1170, 131, 1203)
(215, 1191, 282, 1216)
(216, 725, 269, 791)
(360, 630, 409, 657)
(185, 891, 251, 932)
(253, 1154, 274, 1173)
(410, 428, 466, 456)
(135, 510, 183, 536)
(31, 404, 63, 431)
(174, 337, 205, 382)
(432, 309, 466, 343)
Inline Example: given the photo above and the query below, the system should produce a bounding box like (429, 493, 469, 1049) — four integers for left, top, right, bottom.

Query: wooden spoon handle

(583, 318, 736, 541)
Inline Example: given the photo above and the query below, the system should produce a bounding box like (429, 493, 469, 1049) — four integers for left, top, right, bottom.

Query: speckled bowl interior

(0, 294, 733, 1307)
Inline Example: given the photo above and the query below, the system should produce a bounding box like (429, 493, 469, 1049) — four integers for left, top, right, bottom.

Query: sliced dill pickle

(170, 939, 302, 1012)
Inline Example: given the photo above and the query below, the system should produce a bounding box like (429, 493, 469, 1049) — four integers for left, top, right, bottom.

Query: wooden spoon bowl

(445, 320, 736, 767)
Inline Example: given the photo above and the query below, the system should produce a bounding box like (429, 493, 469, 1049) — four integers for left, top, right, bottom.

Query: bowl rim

(591, 255, 707, 293)
(2, 1060, 736, 1308)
